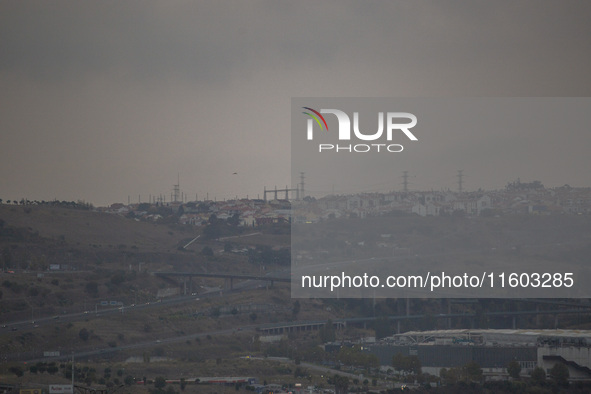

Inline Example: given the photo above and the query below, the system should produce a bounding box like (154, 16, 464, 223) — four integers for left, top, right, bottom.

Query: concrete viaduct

(153, 271, 290, 294)
(257, 309, 591, 336)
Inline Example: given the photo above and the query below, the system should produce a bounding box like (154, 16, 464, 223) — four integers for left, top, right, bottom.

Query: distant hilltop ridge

(2, 183, 590, 229)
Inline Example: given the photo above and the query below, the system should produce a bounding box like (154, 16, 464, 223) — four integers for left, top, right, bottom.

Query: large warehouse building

(366, 329, 591, 380)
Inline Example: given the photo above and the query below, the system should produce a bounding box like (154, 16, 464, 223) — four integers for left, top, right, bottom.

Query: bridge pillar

(447, 300, 452, 329)
(512, 316, 516, 329)
(406, 298, 410, 316)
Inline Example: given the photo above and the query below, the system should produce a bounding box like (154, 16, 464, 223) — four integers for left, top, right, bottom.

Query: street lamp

(131, 289, 138, 305)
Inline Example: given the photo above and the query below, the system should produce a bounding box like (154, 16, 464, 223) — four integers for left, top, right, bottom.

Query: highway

(22, 325, 257, 364)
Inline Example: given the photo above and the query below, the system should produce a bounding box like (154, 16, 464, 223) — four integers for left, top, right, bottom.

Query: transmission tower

(457, 170, 464, 193)
(173, 174, 180, 203)
(299, 172, 305, 199)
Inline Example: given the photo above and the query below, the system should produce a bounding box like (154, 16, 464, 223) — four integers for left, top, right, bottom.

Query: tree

(331, 375, 349, 394)
(392, 353, 421, 376)
(208, 213, 218, 224)
(85, 281, 99, 296)
(302, 345, 326, 363)
(319, 319, 336, 342)
(294, 366, 308, 378)
(47, 365, 59, 375)
(292, 300, 301, 319)
(154, 376, 167, 389)
(110, 271, 126, 285)
(550, 362, 569, 387)
(440, 367, 460, 385)
(462, 361, 483, 382)
(392, 352, 406, 374)
(201, 246, 214, 256)
(530, 366, 546, 385)
(407, 355, 422, 375)
(9, 366, 24, 377)
(228, 213, 240, 226)
(507, 360, 521, 379)
(338, 345, 379, 372)
(78, 328, 90, 341)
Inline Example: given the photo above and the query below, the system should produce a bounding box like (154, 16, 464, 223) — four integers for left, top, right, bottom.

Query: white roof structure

(394, 329, 591, 345)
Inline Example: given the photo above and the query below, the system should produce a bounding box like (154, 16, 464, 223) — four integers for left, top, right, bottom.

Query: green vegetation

(551, 362, 570, 387)
(507, 360, 521, 379)
(392, 353, 421, 376)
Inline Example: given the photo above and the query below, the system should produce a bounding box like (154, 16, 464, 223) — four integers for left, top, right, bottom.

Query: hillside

(0, 204, 188, 253)
(0, 204, 290, 322)
(2, 205, 591, 392)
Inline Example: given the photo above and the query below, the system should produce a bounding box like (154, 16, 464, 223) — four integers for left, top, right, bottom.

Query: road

(1, 277, 281, 363)
(24, 325, 257, 364)
(249, 357, 364, 381)
(0, 271, 281, 332)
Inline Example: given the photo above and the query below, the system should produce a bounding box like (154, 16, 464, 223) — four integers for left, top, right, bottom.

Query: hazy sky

(1, 1, 591, 206)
